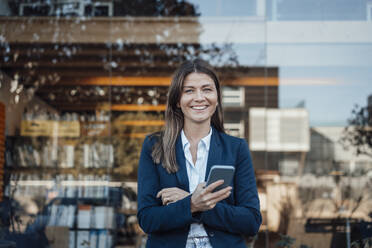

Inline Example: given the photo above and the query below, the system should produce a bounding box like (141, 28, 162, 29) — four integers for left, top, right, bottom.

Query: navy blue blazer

(137, 127, 262, 248)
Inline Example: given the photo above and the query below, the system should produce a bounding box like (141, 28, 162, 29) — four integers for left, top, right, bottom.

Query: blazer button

(209, 232, 215, 237)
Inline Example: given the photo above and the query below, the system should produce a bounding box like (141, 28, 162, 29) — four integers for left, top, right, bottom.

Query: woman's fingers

(206, 190, 231, 209)
(202, 190, 231, 209)
(157, 187, 175, 198)
(160, 192, 174, 205)
(210, 188, 231, 205)
(201, 186, 232, 205)
(157, 187, 190, 205)
(203, 180, 224, 193)
(163, 196, 172, 205)
(209, 186, 232, 200)
(156, 190, 163, 198)
(191, 182, 232, 212)
(159, 183, 231, 208)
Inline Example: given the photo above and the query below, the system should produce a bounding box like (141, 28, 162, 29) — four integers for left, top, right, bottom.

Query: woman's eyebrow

(201, 83, 215, 88)
(183, 83, 214, 89)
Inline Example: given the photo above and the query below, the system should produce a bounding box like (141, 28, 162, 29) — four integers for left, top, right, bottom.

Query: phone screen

(206, 165, 235, 192)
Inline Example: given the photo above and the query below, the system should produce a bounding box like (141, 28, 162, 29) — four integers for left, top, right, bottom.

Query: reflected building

(368, 94, 372, 122)
(0, 1, 279, 247)
(1, 1, 372, 248)
(268, 0, 371, 21)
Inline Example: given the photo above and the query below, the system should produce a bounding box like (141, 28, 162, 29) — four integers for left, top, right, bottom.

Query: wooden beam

(115, 120, 165, 126)
(64, 77, 172, 86)
(111, 104, 166, 111)
(4, 65, 278, 79)
(3, 67, 176, 78)
(57, 76, 278, 86)
(0, 17, 201, 44)
(121, 133, 150, 138)
(0, 60, 172, 68)
(46, 103, 166, 111)
(226, 77, 278, 86)
(4, 45, 193, 57)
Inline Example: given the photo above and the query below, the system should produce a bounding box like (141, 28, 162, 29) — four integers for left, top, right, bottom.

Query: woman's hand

(190, 180, 232, 213)
(157, 187, 190, 205)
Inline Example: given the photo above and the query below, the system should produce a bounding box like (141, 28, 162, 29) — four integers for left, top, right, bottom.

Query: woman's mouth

(191, 105, 208, 110)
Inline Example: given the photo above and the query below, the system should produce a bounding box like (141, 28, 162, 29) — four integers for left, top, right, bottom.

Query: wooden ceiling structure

(0, 17, 278, 112)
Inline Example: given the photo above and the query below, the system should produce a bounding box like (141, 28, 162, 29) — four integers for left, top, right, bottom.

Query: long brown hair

(151, 59, 224, 173)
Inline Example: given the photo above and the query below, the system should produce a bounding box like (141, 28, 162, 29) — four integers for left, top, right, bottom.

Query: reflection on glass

(0, 0, 371, 247)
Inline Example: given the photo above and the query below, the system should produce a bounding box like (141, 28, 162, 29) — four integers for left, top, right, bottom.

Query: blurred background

(0, 0, 371, 247)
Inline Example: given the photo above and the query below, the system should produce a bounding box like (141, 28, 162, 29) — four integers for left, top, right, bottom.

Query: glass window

(1, 1, 371, 247)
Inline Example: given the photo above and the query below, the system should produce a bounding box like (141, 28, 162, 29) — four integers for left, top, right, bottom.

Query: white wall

(313, 126, 372, 162)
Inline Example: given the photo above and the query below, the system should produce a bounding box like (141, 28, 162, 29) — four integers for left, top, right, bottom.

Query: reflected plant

(1, 7, 239, 109)
(276, 234, 312, 248)
(113, 0, 201, 17)
(340, 104, 372, 158)
(276, 234, 296, 248)
(0, 0, 241, 185)
(273, 193, 295, 235)
(351, 237, 372, 248)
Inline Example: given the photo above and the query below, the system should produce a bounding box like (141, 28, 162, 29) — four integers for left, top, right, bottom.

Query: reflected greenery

(6, 0, 200, 17)
(341, 104, 372, 158)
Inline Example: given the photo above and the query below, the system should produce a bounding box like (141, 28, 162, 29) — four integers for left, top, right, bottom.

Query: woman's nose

(194, 90, 205, 101)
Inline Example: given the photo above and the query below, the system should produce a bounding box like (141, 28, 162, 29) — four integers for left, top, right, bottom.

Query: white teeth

(192, 106, 207, 110)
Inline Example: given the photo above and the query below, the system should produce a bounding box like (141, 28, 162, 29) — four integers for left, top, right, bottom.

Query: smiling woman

(137, 59, 262, 248)
(151, 59, 225, 174)
(179, 72, 218, 127)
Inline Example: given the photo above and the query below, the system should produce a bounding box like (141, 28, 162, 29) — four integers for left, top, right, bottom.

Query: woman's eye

(184, 89, 193, 93)
(203, 88, 212, 92)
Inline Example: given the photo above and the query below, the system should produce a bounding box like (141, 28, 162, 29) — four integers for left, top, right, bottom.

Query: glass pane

(252, 0, 372, 247)
(1, 1, 116, 247)
(1, 0, 371, 248)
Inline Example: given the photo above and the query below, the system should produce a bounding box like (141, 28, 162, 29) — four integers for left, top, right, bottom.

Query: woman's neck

(183, 121, 211, 143)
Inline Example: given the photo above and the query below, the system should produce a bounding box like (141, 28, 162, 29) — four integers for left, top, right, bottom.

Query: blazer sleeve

(137, 136, 197, 234)
(200, 139, 262, 236)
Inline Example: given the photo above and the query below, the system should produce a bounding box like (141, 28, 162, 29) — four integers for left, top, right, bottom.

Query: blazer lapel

(175, 135, 190, 191)
(205, 127, 222, 181)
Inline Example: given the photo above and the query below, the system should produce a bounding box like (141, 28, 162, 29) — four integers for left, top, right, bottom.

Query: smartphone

(206, 165, 235, 192)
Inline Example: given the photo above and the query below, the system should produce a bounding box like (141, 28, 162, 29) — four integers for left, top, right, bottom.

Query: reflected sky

(186, 0, 372, 127)
(189, 0, 369, 20)
(279, 66, 371, 126)
(220, 42, 372, 127)
(188, 0, 257, 17)
(1, 0, 371, 127)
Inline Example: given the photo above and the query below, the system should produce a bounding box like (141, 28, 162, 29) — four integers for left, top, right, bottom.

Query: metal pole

(265, 229, 269, 248)
(346, 218, 351, 248)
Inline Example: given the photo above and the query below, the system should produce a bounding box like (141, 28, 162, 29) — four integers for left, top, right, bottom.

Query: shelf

(110, 104, 165, 112)
(4, 165, 138, 180)
(69, 228, 115, 231)
(50, 196, 122, 207)
(114, 120, 164, 126)
(5, 166, 113, 173)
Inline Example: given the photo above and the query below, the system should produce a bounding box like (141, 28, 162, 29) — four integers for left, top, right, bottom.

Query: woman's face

(178, 72, 218, 126)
